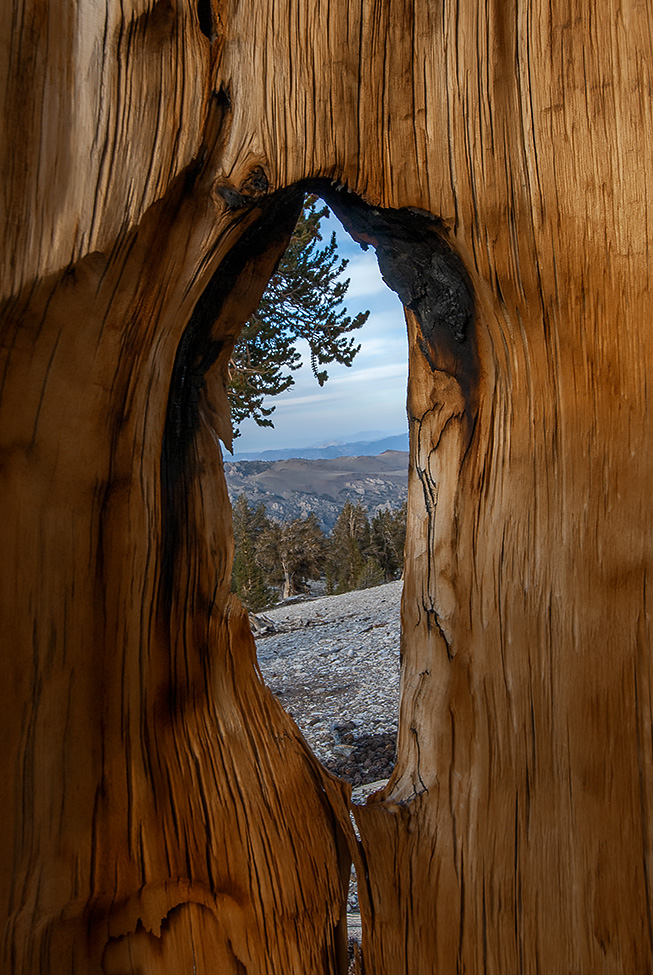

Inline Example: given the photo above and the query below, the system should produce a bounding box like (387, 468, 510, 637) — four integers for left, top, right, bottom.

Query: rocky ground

(252, 580, 402, 968)
(253, 579, 402, 783)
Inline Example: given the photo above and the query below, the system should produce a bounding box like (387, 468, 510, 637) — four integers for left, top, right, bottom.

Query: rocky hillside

(224, 450, 408, 531)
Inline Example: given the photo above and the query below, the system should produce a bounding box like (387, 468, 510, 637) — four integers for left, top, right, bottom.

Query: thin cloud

(234, 206, 409, 452)
(342, 254, 390, 299)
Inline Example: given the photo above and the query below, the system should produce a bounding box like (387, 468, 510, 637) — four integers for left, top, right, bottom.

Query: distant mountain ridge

(224, 450, 408, 532)
(229, 432, 408, 463)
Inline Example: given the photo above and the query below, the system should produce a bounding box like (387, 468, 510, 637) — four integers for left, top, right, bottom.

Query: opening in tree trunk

(3, 6, 652, 971)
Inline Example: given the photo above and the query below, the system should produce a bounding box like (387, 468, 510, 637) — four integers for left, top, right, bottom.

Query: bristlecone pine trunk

(2, 2, 652, 973)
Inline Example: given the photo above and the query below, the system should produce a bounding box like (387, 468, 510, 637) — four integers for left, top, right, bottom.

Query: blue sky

(232, 207, 409, 453)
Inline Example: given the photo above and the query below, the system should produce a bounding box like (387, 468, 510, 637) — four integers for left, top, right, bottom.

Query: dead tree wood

(1, 2, 652, 973)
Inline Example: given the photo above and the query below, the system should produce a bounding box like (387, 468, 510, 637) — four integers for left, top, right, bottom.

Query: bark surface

(1, 2, 652, 973)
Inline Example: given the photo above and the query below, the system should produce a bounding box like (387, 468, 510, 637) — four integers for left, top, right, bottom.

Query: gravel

(253, 580, 402, 949)
(254, 580, 402, 787)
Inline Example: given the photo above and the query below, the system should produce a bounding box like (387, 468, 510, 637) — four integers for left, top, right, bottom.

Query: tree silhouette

(228, 195, 369, 434)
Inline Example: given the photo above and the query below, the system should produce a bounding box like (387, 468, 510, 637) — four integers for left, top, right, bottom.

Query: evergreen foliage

(370, 503, 407, 582)
(327, 501, 406, 592)
(231, 494, 275, 611)
(228, 196, 369, 434)
(328, 501, 375, 592)
(231, 496, 406, 609)
(257, 513, 326, 599)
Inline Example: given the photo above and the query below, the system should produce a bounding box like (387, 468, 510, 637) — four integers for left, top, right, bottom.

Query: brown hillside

(225, 450, 408, 529)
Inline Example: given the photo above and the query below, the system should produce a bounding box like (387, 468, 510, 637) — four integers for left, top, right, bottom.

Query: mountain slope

(229, 432, 408, 462)
(224, 450, 408, 531)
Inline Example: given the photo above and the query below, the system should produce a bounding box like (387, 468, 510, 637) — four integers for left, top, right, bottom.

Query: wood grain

(2, 1, 652, 971)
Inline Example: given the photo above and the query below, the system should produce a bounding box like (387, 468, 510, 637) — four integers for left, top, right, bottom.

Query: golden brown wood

(2, 1, 652, 972)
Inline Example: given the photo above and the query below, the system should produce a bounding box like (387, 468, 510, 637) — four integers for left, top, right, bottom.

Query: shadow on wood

(1, 1, 652, 973)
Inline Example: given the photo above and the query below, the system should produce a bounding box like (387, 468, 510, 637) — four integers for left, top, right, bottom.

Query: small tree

(231, 494, 275, 611)
(370, 502, 407, 581)
(354, 556, 385, 590)
(228, 196, 370, 434)
(328, 501, 382, 593)
(258, 514, 326, 599)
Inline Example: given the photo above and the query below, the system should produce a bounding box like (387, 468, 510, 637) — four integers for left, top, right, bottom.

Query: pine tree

(370, 502, 407, 581)
(231, 494, 275, 611)
(257, 513, 326, 599)
(228, 196, 369, 433)
(328, 501, 384, 593)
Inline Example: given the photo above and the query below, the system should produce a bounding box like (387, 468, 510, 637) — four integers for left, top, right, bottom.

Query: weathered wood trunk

(2, 1, 652, 972)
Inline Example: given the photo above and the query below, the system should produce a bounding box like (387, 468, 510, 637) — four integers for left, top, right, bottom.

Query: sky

(231, 207, 408, 454)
